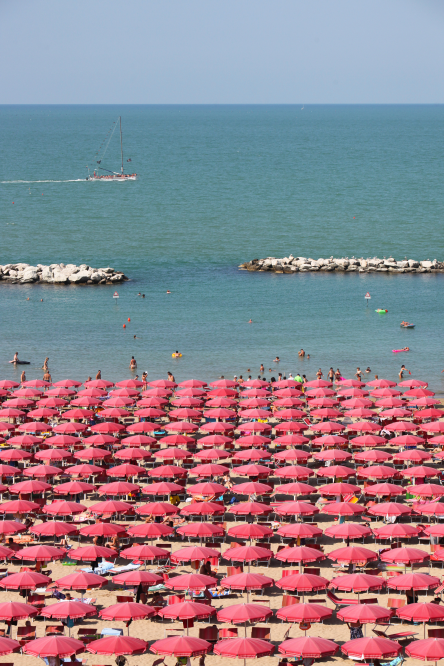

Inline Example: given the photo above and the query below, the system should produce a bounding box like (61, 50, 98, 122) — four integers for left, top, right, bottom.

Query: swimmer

(138, 292, 141, 296)
(40, 299, 43, 302)
(96, 370, 101, 380)
(167, 371, 175, 382)
(374, 374, 379, 380)
(142, 294, 145, 298)
(268, 368, 272, 372)
(12, 352, 19, 364)
(298, 349, 305, 357)
(355, 367, 363, 380)
(365, 367, 371, 373)
(273, 356, 280, 362)
(316, 368, 323, 379)
(42, 357, 49, 371)
(247, 369, 251, 373)
(248, 319, 252, 324)
(129, 356, 137, 370)
(166, 290, 171, 294)
(20, 370, 26, 383)
(399, 364, 409, 380)
(307, 354, 310, 360)
(86, 376, 92, 383)
(260, 364, 264, 373)
(26, 298, 30, 301)
(43, 370, 52, 383)
(172, 351, 181, 358)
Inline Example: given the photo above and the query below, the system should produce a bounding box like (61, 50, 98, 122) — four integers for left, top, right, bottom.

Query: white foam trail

(0, 179, 88, 184)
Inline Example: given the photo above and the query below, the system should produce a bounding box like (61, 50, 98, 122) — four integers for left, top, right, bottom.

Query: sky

(1, 0, 444, 104)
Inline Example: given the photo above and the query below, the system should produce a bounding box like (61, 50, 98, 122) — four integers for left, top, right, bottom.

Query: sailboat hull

(87, 174, 137, 181)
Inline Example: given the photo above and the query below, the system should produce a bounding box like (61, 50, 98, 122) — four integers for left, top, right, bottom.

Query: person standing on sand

(20, 370, 26, 383)
(95, 370, 101, 380)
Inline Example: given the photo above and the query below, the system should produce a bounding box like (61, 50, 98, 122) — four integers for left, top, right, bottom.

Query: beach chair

(327, 590, 361, 610)
(199, 626, 218, 644)
(251, 627, 270, 640)
(17, 625, 36, 646)
(78, 628, 100, 644)
(427, 629, 444, 639)
(387, 598, 406, 620)
(219, 628, 238, 639)
(45, 625, 64, 636)
(27, 594, 46, 611)
(373, 628, 417, 642)
(282, 595, 299, 607)
(116, 595, 133, 603)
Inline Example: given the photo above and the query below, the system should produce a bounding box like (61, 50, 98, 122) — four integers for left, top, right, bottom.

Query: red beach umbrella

(374, 523, 421, 539)
(99, 602, 155, 621)
(180, 501, 225, 517)
(0, 601, 38, 620)
(69, 545, 118, 562)
(0, 499, 40, 514)
(276, 572, 329, 593)
(391, 435, 426, 447)
(230, 502, 272, 516)
(406, 638, 444, 663)
(150, 636, 209, 657)
(365, 484, 406, 498)
(414, 502, 444, 517)
(223, 545, 272, 563)
(190, 463, 230, 477)
(44, 434, 79, 447)
(359, 465, 396, 480)
(398, 602, 444, 625)
(337, 604, 393, 624)
(318, 482, 361, 496)
(221, 572, 274, 593)
(23, 464, 61, 478)
(274, 500, 319, 517)
(387, 572, 440, 591)
(329, 573, 385, 593)
(160, 600, 215, 621)
(367, 379, 397, 388)
(381, 547, 429, 565)
(165, 573, 217, 591)
(235, 463, 272, 477)
(53, 379, 82, 388)
(236, 435, 272, 448)
(328, 546, 377, 564)
(79, 523, 127, 537)
(34, 449, 71, 462)
(53, 423, 87, 434)
(17, 422, 51, 433)
(195, 436, 232, 450)
(42, 501, 86, 516)
(188, 481, 226, 496)
(0, 521, 27, 536)
(90, 422, 125, 433)
(324, 523, 371, 540)
(115, 448, 151, 462)
(402, 465, 438, 478)
(87, 635, 147, 656)
(275, 545, 325, 565)
(112, 571, 163, 587)
(171, 546, 220, 564)
(341, 637, 401, 660)
(231, 481, 272, 495)
(228, 524, 273, 540)
(30, 522, 78, 538)
(0, 571, 51, 590)
(120, 434, 156, 447)
(66, 463, 104, 477)
(350, 434, 387, 447)
(142, 481, 184, 495)
(120, 544, 169, 561)
(54, 571, 108, 590)
(177, 523, 224, 539)
(347, 421, 381, 432)
(62, 408, 94, 419)
(277, 523, 323, 539)
(312, 446, 351, 459)
(273, 436, 310, 451)
(385, 421, 419, 432)
(316, 465, 355, 479)
(276, 603, 332, 624)
(88, 500, 132, 515)
(106, 463, 144, 477)
(24, 636, 84, 658)
(368, 501, 410, 516)
(274, 482, 314, 496)
(70, 397, 101, 407)
(127, 523, 174, 538)
(5, 435, 41, 448)
(275, 465, 314, 480)
(148, 464, 187, 478)
(214, 637, 274, 659)
(41, 600, 96, 620)
(154, 448, 192, 461)
(279, 636, 338, 659)
(310, 421, 345, 433)
(412, 484, 444, 497)
(354, 450, 393, 463)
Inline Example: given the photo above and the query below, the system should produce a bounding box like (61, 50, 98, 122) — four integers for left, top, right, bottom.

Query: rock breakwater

(239, 256, 444, 274)
(0, 263, 129, 285)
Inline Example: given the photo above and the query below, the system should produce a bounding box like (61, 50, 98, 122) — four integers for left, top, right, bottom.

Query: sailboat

(87, 117, 137, 181)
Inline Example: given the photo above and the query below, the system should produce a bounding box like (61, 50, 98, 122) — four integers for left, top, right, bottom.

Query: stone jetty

(239, 256, 444, 274)
(0, 263, 129, 285)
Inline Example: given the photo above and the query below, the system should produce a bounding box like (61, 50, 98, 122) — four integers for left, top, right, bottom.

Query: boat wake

(1, 179, 87, 184)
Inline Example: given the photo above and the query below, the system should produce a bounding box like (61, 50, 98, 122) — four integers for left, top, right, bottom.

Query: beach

(0, 374, 441, 666)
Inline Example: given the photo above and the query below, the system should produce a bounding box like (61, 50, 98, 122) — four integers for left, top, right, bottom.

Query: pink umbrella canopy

(214, 637, 275, 658)
(0, 601, 39, 620)
(276, 572, 329, 592)
(54, 480, 96, 495)
(324, 523, 371, 540)
(0, 571, 51, 590)
(318, 482, 360, 495)
(313, 447, 351, 461)
(0, 499, 40, 514)
(366, 485, 406, 498)
(88, 635, 147, 656)
(30, 522, 78, 538)
(328, 546, 378, 564)
(223, 545, 273, 563)
(54, 571, 108, 590)
(276, 545, 326, 564)
(317, 464, 355, 479)
(406, 638, 444, 662)
(398, 602, 444, 623)
(228, 523, 273, 540)
(120, 544, 169, 561)
(150, 636, 210, 657)
(341, 637, 401, 660)
(89, 500, 132, 515)
(368, 502, 412, 518)
(165, 573, 217, 591)
(142, 481, 184, 495)
(412, 484, 444, 497)
(42, 501, 87, 516)
(171, 546, 220, 563)
(387, 572, 440, 591)
(329, 573, 385, 593)
(180, 501, 225, 516)
(279, 636, 338, 658)
(24, 636, 85, 658)
(136, 502, 179, 516)
(374, 523, 421, 539)
(354, 450, 393, 463)
(277, 523, 323, 539)
(231, 481, 272, 495)
(79, 523, 127, 537)
(337, 604, 393, 624)
(112, 571, 163, 587)
(69, 545, 118, 561)
(230, 501, 272, 516)
(159, 600, 216, 621)
(276, 603, 332, 623)
(274, 500, 319, 516)
(359, 465, 396, 480)
(275, 465, 314, 480)
(127, 523, 174, 539)
(274, 482, 314, 496)
(221, 572, 274, 591)
(380, 547, 429, 565)
(148, 464, 187, 478)
(41, 600, 96, 620)
(99, 602, 156, 621)
(187, 481, 226, 496)
(177, 523, 224, 539)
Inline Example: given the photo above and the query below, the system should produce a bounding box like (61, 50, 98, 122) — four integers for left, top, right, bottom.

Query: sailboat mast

(120, 116, 124, 174)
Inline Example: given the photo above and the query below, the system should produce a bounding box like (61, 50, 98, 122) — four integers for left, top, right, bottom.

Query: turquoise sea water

(1, 105, 444, 389)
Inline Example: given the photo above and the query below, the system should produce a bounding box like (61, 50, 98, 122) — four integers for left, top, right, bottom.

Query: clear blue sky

(1, 0, 444, 104)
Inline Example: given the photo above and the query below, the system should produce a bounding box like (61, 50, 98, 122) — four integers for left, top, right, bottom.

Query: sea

(1, 105, 444, 390)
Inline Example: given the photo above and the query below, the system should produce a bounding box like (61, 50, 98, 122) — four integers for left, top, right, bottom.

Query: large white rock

(52, 270, 69, 283)
(20, 268, 38, 283)
(69, 270, 91, 283)
(40, 268, 53, 281)
(420, 261, 433, 268)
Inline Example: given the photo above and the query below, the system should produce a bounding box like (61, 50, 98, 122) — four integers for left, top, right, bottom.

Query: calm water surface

(1, 106, 443, 389)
